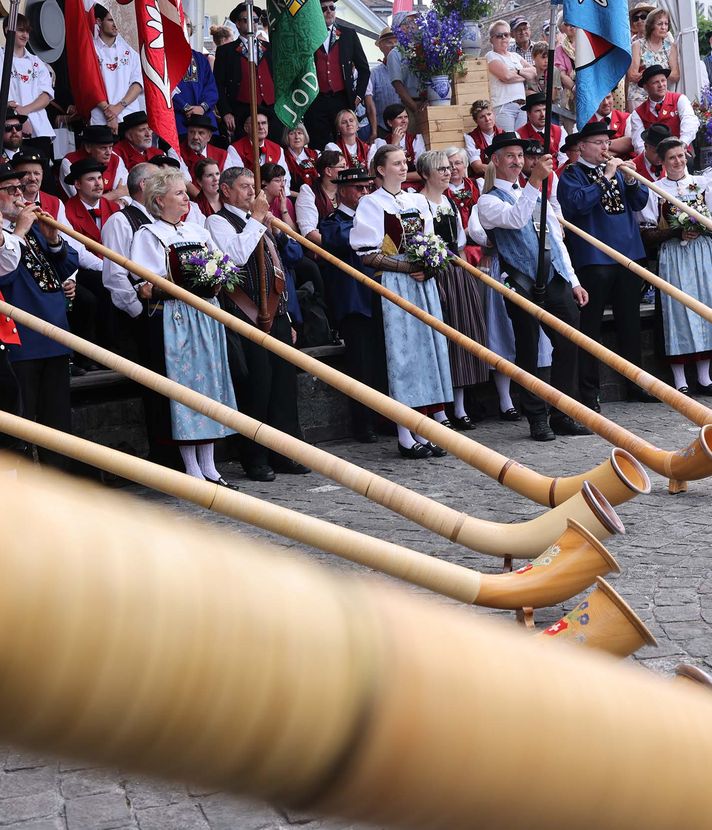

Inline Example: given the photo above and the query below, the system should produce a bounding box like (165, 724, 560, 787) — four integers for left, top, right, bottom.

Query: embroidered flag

(65, 0, 108, 120)
(562, 0, 632, 129)
(267, 0, 327, 129)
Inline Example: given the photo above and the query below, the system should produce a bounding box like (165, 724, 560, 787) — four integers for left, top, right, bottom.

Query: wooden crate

(417, 105, 466, 149)
(452, 57, 490, 106)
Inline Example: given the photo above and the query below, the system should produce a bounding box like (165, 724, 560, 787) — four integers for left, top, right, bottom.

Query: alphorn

(559, 215, 712, 327)
(0, 299, 630, 559)
(538, 576, 657, 658)
(675, 664, 712, 688)
(38, 212, 657, 508)
(3, 467, 712, 830)
(454, 254, 712, 427)
(264, 216, 712, 491)
(626, 167, 712, 233)
(0, 410, 621, 610)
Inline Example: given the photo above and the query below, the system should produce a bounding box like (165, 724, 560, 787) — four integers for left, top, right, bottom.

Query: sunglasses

(238, 16, 260, 22)
(4, 124, 22, 132)
(322, 4, 336, 10)
(0, 183, 25, 195)
(632, 12, 648, 21)
(493, 32, 510, 38)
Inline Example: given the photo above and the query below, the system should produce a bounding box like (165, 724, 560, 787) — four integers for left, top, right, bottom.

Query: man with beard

(113, 111, 188, 178)
(1, 109, 27, 164)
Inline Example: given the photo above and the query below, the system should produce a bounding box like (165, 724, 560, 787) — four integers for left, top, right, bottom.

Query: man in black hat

(478, 132, 590, 441)
(516, 92, 568, 175)
(59, 125, 128, 203)
(558, 120, 653, 411)
(1, 109, 27, 164)
(0, 163, 78, 469)
(179, 114, 229, 196)
(112, 111, 188, 177)
(628, 64, 698, 154)
(320, 168, 387, 442)
(632, 123, 670, 229)
(587, 92, 632, 158)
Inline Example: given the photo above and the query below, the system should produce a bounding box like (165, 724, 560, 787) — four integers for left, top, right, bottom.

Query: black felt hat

(150, 155, 181, 169)
(185, 114, 215, 131)
(80, 125, 116, 145)
(64, 158, 107, 185)
(576, 120, 617, 140)
(638, 64, 671, 87)
(561, 133, 581, 153)
(5, 107, 27, 125)
(523, 139, 544, 155)
(120, 110, 150, 132)
(331, 167, 375, 184)
(641, 123, 672, 146)
(482, 131, 530, 157)
(10, 149, 47, 168)
(521, 92, 547, 111)
(0, 164, 26, 184)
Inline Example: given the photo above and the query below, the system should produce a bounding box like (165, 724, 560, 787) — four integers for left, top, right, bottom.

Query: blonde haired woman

(486, 20, 536, 131)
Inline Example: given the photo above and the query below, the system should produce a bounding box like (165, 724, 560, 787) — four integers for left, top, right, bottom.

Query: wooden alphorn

(2, 466, 712, 830)
(0, 415, 620, 610)
(453, 254, 712, 428)
(0, 298, 629, 559)
(36, 211, 651, 509)
(626, 167, 712, 233)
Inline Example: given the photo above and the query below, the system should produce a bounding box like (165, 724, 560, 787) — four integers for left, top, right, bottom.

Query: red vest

(635, 92, 682, 138)
(230, 136, 282, 173)
(588, 109, 629, 140)
(632, 151, 661, 182)
(315, 41, 344, 93)
(517, 122, 563, 173)
(386, 132, 417, 172)
(180, 141, 228, 186)
(468, 125, 504, 163)
(284, 147, 319, 190)
(38, 191, 61, 219)
(449, 177, 480, 229)
(64, 196, 120, 253)
(65, 148, 122, 191)
(236, 50, 275, 105)
(0, 292, 20, 345)
(335, 136, 370, 169)
(113, 140, 164, 172)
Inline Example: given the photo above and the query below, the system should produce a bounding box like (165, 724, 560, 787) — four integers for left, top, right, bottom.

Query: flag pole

(0, 0, 20, 155)
(245, 0, 271, 332)
(533, 0, 561, 306)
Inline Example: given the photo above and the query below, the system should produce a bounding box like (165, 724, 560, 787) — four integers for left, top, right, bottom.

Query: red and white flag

(65, 0, 108, 121)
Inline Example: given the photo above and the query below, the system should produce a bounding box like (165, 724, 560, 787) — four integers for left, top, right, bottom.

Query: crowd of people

(0, 0, 710, 482)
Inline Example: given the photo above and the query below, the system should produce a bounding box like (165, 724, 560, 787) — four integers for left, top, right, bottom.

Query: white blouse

(0, 47, 55, 139)
(426, 195, 466, 249)
(350, 187, 434, 255)
(486, 50, 527, 108)
(129, 220, 217, 284)
(367, 134, 426, 166)
(295, 183, 330, 237)
(91, 34, 145, 126)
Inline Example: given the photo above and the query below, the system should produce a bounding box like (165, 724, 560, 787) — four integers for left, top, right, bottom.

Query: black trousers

(339, 307, 387, 436)
(0, 346, 23, 454)
(227, 312, 303, 470)
(68, 269, 115, 358)
(504, 275, 580, 422)
(577, 263, 642, 402)
(304, 91, 350, 151)
(12, 354, 71, 470)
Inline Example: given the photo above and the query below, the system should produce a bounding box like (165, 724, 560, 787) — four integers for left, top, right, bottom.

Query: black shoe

(499, 406, 521, 421)
(438, 418, 455, 429)
(582, 397, 601, 413)
(245, 465, 276, 482)
(69, 362, 86, 377)
(425, 442, 448, 457)
(677, 386, 691, 396)
(451, 415, 475, 431)
(627, 388, 658, 403)
(550, 415, 593, 436)
(271, 459, 311, 474)
(696, 382, 712, 396)
(205, 476, 239, 491)
(530, 419, 555, 442)
(355, 429, 378, 443)
(398, 441, 432, 459)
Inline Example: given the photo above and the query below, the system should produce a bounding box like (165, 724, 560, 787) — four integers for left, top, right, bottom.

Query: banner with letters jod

(267, 0, 328, 129)
(562, 0, 632, 129)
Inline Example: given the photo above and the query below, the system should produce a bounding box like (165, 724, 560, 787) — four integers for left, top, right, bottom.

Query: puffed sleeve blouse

(350, 187, 435, 256)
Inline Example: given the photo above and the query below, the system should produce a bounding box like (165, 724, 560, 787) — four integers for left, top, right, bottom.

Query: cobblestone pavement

(1, 401, 711, 829)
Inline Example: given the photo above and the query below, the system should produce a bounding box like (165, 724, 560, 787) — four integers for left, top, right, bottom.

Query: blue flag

(562, 0, 632, 128)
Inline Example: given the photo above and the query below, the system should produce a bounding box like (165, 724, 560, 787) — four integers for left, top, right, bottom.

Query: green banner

(267, 0, 328, 129)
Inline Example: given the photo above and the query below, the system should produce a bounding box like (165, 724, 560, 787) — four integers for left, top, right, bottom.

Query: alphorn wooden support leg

(668, 478, 689, 494)
(502, 556, 535, 628)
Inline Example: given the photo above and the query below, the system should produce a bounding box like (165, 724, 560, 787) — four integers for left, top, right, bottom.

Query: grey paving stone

(135, 802, 209, 830)
(0, 821, 65, 830)
(60, 768, 124, 799)
(64, 792, 133, 830)
(0, 791, 61, 825)
(198, 793, 285, 829)
(123, 780, 191, 810)
(0, 767, 57, 799)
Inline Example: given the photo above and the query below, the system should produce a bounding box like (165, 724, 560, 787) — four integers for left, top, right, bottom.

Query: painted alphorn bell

(453, 254, 712, 428)
(0, 299, 632, 559)
(39, 212, 654, 509)
(263, 216, 712, 491)
(3, 468, 712, 830)
(0, 406, 622, 610)
(538, 576, 657, 658)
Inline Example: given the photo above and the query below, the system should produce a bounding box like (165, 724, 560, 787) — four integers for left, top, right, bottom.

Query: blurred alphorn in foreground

(538, 576, 657, 658)
(0, 409, 620, 610)
(0, 466, 711, 830)
(0, 298, 637, 559)
(675, 664, 712, 689)
(627, 167, 712, 233)
(39, 212, 659, 508)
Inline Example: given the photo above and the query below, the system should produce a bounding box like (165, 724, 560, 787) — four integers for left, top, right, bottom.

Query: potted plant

(432, 0, 492, 57)
(395, 10, 465, 106)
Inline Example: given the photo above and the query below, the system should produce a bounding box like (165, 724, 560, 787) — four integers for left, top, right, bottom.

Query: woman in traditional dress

(445, 146, 483, 266)
(464, 99, 503, 178)
(130, 169, 239, 485)
(418, 150, 488, 430)
(654, 138, 712, 394)
(351, 144, 453, 458)
(628, 8, 679, 111)
(283, 123, 320, 197)
(325, 109, 371, 170)
(194, 158, 222, 217)
(367, 104, 425, 188)
(295, 150, 346, 245)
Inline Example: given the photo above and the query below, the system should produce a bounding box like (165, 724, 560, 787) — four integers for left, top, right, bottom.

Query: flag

(391, 0, 413, 15)
(562, 0, 632, 129)
(267, 0, 328, 129)
(65, 0, 108, 121)
(117, 0, 191, 149)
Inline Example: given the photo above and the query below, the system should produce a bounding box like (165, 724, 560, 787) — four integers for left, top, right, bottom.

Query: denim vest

(488, 186, 571, 284)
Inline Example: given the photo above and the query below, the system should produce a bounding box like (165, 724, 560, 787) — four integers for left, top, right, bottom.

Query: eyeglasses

(321, 4, 336, 10)
(4, 124, 21, 132)
(436, 166, 451, 174)
(632, 12, 648, 21)
(493, 32, 510, 38)
(0, 183, 25, 195)
(583, 139, 611, 147)
(238, 15, 259, 22)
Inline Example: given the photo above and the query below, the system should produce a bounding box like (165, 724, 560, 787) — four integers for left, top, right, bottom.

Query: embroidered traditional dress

(350, 187, 453, 408)
(284, 147, 319, 191)
(325, 137, 370, 170)
(657, 174, 712, 359)
(130, 220, 237, 441)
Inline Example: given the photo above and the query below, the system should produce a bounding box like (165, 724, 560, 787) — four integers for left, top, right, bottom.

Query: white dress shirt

(464, 130, 494, 165)
(0, 229, 22, 276)
(628, 93, 699, 153)
(101, 199, 152, 318)
(60, 152, 129, 199)
(91, 34, 145, 126)
(205, 203, 266, 265)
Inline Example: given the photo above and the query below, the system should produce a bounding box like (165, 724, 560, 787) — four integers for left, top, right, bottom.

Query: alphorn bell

(36, 212, 662, 509)
(675, 664, 712, 689)
(453, 254, 712, 428)
(538, 576, 657, 658)
(0, 298, 638, 559)
(0, 411, 620, 611)
(3, 467, 712, 830)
